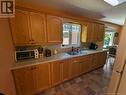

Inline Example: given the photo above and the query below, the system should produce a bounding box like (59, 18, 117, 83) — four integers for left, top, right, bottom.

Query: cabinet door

(29, 12, 47, 44)
(94, 23, 99, 42)
(12, 67, 35, 95)
(99, 52, 107, 66)
(70, 58, 80, 78)
(51, 61, 62, 86)
(35, 63, 51, 92)
(61, 60, 70, 81)
(47, 15, 63, 43)
(87, 22, 94, 42)
(80, 55, 92, 74)
(92, 53, 99, 69)
(10, 10, 30, 45)
(98, 24, 105, 42)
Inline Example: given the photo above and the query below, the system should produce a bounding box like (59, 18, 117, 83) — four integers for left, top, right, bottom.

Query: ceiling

(16, 0, 126, 25)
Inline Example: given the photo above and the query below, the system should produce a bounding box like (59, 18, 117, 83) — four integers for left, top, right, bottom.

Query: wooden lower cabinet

(51, 60, 71, 86)
(92, 52, 107, 69)
(99, 52, 107, 67)
(35, 63, 51, 92)
(12, 66, 36, 95)
(12, 63, 51, 95)
(50, 61, 62, 86)
(61, 60, 70, 82)
(69, 57, 81, 78)
(12, 52, 107, 95)
(80, 55, 93, 74)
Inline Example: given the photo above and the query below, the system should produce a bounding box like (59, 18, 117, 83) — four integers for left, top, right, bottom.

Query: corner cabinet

(46, 15, 63, 44)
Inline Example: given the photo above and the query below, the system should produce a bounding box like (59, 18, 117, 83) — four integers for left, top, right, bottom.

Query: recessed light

(104, 0, 126, 6)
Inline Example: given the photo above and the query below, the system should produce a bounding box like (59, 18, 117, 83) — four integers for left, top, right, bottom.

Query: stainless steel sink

(67, 51, 87, 55)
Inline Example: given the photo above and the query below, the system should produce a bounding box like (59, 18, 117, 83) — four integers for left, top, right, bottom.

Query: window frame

(62, 22, 81, 48)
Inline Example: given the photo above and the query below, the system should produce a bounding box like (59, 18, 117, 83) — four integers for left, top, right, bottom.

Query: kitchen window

(62, 23, 81, 47)
(104, 31, 115, 48)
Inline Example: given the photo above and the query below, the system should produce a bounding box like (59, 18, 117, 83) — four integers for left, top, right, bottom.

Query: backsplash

(15, 41, 104, 57)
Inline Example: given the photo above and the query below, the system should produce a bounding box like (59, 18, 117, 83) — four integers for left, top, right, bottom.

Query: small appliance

(45, 49, 51, 57)
(89, 43, 98, 50)
(15, 49, 39, 61)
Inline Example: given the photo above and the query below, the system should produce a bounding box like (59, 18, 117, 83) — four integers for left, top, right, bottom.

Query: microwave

(15, 49, 39, 61)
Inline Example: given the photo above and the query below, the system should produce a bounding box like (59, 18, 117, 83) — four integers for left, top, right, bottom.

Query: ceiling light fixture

(104, 0, 126, 6)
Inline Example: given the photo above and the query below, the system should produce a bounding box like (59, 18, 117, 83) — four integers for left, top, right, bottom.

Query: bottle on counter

(38, 47, 44, 59)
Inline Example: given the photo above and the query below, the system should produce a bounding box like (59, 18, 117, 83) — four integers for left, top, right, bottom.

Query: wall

(0, 19, 16, 95)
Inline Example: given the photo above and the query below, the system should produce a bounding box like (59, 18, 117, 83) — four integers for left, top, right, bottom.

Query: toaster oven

(15, 49, 39, 61)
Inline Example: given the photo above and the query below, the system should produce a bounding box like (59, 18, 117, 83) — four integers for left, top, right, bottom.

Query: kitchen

(0, 0, 126, 95)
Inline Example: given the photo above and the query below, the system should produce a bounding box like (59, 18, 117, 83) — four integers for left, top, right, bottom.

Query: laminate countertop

(12, 49, 108, 70)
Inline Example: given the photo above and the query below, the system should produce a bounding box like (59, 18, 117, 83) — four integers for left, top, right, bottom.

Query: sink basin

(67, 51, 87, 55)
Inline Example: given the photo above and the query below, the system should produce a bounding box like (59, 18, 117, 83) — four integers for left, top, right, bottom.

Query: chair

(108, 46, 117, 66)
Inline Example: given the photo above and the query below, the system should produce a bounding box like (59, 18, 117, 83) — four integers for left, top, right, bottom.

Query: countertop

(12, 49, 108, 70)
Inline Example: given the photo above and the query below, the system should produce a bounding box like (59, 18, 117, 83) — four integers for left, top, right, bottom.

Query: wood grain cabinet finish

(98, 24, 105, 42)
(29, 12, 47, 44)
(92, 52, 107, 69)
(12, 63, 51, 95)
(61, 60, 70, 82)
(87, 22, 94, 42)
(12, 52, 107, 95)
(82, 22, 105, 42)
(46, 15, 63, 43)
(50, 61, 62, 86)
(69, 57, 81, 78)
(10, 10, 47, 46)
(80, 55, 93, 74)
(99, 52, 107, 66)
(12, 66, 36, 95)
(35, 63, 51, 92)
(10, 10, 31, 45)
(10, 10, 63, 46)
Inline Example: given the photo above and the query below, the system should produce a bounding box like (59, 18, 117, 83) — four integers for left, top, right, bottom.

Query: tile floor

(37, 58, 114, 95)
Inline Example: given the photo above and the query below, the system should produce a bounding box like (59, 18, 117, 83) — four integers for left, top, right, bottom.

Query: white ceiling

(17, 0, 126, 25)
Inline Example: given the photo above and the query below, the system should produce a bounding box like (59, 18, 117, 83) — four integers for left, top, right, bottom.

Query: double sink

(67, 50, 88, 56)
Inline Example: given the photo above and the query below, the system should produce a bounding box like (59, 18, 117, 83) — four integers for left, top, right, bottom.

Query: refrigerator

(108, 19, 126, 95)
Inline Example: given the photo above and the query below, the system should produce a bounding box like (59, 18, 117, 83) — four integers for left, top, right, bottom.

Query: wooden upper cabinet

(94, 23, 99, 41)
(98, 24, 105, 42)
(87, 22, 94, 42)
(29, 12, 47, 44)
(10, 10, 30, 45)
(81, 22, 105, 43)
(47, 15, 63, 43)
